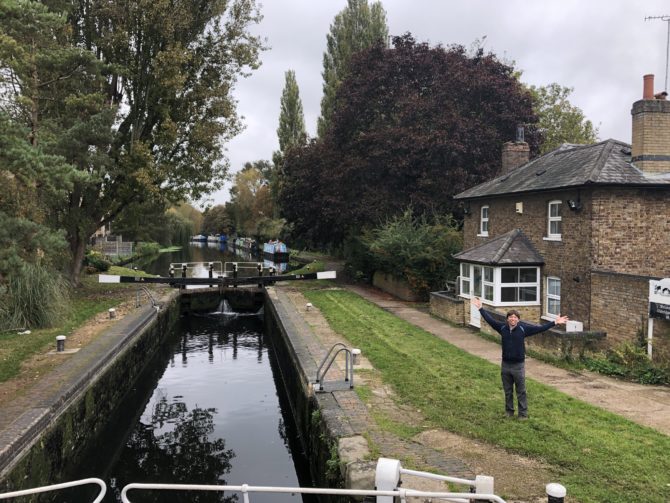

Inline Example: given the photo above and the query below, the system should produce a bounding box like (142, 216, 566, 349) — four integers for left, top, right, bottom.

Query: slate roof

(454, 139, 670, 200)
(453, 229, 544, 265)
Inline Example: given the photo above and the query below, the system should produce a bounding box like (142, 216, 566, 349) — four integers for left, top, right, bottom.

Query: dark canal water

(66, 244, 313, 502)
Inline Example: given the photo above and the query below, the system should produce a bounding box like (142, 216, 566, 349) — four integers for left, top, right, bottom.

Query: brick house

(445, 75, 670, 356)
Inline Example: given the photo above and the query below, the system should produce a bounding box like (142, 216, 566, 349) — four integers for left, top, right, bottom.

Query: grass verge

(304, 288, 670, 503)
(0, 273, 145, 383)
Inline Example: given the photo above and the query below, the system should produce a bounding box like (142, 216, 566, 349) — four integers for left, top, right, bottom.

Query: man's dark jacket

(479, 309, 555, 363)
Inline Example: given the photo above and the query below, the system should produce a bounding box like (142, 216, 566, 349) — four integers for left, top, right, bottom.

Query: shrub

(583, 342, 670, 385)
(135, 241, 160, 257)
(0, 263, 71, 329)
(84, 251, 111, 272)
(359, 208, 462, 298)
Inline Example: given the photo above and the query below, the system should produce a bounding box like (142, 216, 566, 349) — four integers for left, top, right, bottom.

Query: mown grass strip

(305, 288, 670, 503)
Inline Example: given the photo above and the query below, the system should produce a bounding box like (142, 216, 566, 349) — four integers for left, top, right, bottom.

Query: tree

(530, 83, 599, 153)
(276, 70, 307, 153)
(0, 0, 264, 283)
(280, 34, 540, 249)
(227, 162, 272, 236)
(273, 69, 306, 214)
(317, 0, 388, 137)
(201, 205, 233, 236)
(0, 111, 73, 327)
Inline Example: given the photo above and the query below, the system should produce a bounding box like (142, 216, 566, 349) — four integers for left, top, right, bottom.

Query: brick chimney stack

(501, 126, 529, 175)
(631, 74, 670, 174)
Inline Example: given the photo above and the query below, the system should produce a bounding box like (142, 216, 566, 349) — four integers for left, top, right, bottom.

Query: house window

(547, 200, 562, 239)
(500, 267, 538, 304)
(460, 263, 471, 296)
(482, 266, 494, 301)
(546, 277, 561, 317)
(479, 206, 489, 236)
(460, 263, 539, 306)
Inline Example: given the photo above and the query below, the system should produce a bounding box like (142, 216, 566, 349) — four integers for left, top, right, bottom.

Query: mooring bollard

(109, 308, 116, 319)
(56, 335, 66, 352)
(546, 483, 566, 502)
(351, 348, 361, 365)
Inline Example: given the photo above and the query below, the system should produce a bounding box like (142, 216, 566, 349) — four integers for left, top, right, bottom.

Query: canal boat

(232, 237, 258, 255)
(263, 240, 289, 262)
(190, 234, 208, 242)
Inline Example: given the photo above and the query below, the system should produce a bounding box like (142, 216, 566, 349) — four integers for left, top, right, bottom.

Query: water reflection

(68, 315, 308, 503)
(108, 399, 236, 503)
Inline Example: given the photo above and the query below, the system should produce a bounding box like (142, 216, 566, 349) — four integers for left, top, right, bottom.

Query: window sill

(477, 233, 489, 238)
(541, 315, 558, 322)
(543, 236, 562, 242)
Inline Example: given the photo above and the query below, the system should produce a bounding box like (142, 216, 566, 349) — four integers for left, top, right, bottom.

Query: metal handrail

(120, 483, 506, 503)
(136, 285, 158, 309)
(0, 478, 106, 502)
(315, 343, 353, 391)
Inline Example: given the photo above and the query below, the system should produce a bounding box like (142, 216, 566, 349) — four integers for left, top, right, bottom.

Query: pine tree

(317, 0, 388, 137)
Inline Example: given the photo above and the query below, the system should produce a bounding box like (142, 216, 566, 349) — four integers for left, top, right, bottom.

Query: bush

(84, 251, 111, 272)
(135, 241, 160, 257)
(583, 342, 670, 385)
(0, 263, 71, 329)
(358, 208, 462, 298)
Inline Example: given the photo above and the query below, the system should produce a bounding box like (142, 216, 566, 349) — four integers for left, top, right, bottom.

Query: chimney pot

(643, 74, 654, 100)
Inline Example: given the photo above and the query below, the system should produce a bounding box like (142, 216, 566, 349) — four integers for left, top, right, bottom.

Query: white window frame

(460, 263, 471, 297)
(545, 276, 561, 319)
(478, 206, 489, 236)
(459, 263, 540, 307)
(545, 200, 562, 241)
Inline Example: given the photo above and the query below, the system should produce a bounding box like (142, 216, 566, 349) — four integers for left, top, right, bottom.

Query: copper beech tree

(279, 34, 541, 249)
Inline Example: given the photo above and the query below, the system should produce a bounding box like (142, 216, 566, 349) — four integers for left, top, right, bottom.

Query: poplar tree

(276, 70, 307, 153)
(317, 0, 388, 137)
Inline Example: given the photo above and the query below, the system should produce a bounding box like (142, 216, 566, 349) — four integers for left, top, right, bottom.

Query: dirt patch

(0, 295, 141, 408)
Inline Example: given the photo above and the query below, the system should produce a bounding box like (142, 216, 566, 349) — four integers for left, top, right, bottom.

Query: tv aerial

(645, 15, 670, 92)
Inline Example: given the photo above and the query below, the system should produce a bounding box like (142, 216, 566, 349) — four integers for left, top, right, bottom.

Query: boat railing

(0, 478, 106, 502)
(0, 458, 568, 503)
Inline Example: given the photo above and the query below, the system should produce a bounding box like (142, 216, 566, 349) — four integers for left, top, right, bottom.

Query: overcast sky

(198, 0, 670, 208)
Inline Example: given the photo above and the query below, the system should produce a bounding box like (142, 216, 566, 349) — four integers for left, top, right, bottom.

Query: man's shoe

(518, 415, 528, 421)
(505, 412, 514, 418)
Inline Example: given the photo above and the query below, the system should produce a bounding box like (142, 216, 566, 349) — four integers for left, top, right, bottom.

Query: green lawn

(304, 288, 670, 503)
